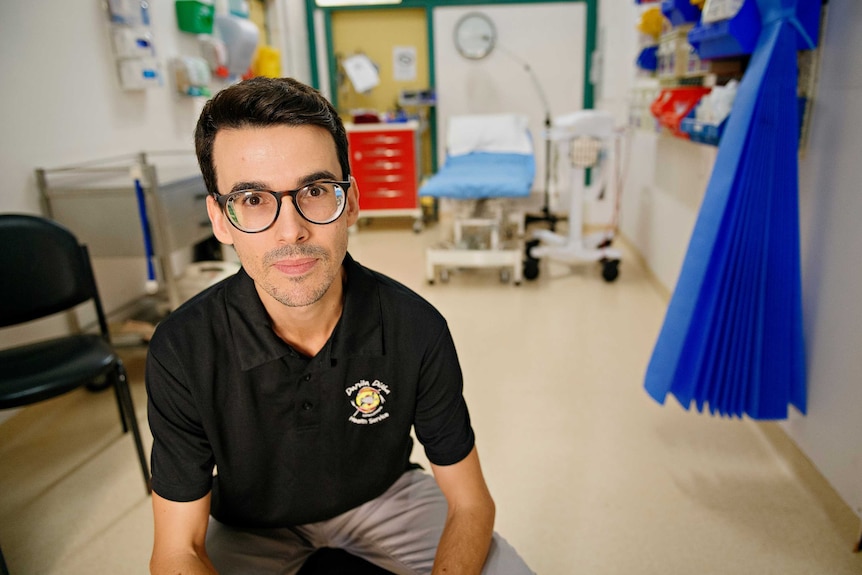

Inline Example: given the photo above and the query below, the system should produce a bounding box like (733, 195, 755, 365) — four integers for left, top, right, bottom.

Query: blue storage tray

(636, 45, 658, 71)
(689, 0, 821, 60)
(680, 109, 726, 146)
(661, 0, 702, 26)
(680, 96, 808, 146)
(688, 0, 760, 59)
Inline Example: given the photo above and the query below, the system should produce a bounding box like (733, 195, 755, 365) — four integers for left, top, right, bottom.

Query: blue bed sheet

(419, 152, 535, 199)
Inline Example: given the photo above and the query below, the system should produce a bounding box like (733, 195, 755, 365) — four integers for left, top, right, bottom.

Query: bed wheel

(413, 219, 424, 233)
(439, 269, 450, 283)
(601, 259, 620, 282)
(500, 269, 511, 284)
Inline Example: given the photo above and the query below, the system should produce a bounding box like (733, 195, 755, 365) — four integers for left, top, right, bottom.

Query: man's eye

(306, 184, 327, 198)
(241, 193, 265, 206)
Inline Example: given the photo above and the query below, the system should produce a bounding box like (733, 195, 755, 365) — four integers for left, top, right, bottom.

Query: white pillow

(446, 114, 533, 156)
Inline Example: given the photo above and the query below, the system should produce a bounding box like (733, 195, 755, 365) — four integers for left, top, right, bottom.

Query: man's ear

(206, 195, 235, 245)
(345, 176, 360, 227)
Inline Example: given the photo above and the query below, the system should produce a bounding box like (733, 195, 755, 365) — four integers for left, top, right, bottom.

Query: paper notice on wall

(393, 46, 417, 81)
(343, 53, 379, 93)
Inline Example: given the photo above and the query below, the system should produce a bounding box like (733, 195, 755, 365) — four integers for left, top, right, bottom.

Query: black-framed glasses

(213, 180, 350, 233)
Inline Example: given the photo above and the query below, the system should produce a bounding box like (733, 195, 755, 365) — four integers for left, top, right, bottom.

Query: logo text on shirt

(346, 379, 391, 425)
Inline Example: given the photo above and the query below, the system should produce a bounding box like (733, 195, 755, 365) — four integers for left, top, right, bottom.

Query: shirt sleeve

(146, 332, 215, 502)
(412, 322, 475, 466)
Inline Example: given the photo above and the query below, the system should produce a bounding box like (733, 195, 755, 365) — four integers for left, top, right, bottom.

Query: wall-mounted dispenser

(199, 35, 230, 78)
(107, 0, 151, 26)
(171, 56, 213, 97)
(118, 58, 162, 90)
(175, 0, 215, 34)
(215, 13, 260, 77)
(111, 26, 156, 59)
(105, 0, 162, 90)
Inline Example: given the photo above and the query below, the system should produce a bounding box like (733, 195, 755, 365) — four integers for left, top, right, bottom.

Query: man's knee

(482, 533, 535, 575)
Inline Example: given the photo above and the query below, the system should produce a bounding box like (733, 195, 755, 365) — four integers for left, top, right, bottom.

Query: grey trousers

(206, 469, 534, 575)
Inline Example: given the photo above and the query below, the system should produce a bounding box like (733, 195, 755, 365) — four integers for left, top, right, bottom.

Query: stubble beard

(260, 241, 345, 307)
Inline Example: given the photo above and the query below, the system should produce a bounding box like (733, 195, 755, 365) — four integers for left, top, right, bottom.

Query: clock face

(454, 13, 496, 60)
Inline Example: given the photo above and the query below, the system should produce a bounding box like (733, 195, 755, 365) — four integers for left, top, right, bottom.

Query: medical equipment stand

(524, 112, 558, 231)
(523, 110, 622, 282)
(494, 44, 558, 232)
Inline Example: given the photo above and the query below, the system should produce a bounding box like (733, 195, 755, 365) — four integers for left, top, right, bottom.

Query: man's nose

(272, 195, 309, 241)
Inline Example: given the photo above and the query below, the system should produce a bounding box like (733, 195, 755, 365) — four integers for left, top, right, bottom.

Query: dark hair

(194, 76, 350, 196)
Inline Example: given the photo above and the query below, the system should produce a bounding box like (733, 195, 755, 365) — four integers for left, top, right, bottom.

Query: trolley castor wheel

(523, 239, 541, 281)
(601, 259, 620, 282)
(523, 258, 540, 281)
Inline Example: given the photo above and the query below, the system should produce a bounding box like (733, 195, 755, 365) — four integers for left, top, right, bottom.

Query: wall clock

(453, 12, 496, 60)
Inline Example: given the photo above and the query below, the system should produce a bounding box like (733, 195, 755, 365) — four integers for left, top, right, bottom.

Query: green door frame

(303, 0, 598, 173)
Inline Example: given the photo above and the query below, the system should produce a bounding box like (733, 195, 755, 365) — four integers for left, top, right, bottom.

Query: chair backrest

(0, 214, 104, 330)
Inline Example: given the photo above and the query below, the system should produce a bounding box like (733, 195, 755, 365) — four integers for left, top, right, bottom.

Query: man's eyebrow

(229, 181, 269, 193)
(298, 170, 340, 185)
(228, 171, 340, 194)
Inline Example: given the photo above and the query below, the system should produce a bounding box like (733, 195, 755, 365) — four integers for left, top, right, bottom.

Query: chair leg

(0, 542, 9, 575)
(114, 360, 152, 494)
(112, 372, 129, 434)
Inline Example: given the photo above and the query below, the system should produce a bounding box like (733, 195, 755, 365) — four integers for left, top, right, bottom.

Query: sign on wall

(393, 45, 417, 81)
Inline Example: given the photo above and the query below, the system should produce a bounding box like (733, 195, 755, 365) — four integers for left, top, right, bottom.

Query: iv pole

(494, 44, 558, 231)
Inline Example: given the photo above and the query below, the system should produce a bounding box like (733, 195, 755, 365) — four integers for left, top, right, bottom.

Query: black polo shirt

(146, 253, 474, 528)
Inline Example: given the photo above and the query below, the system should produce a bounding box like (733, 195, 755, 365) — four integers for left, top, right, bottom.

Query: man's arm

(150, 492, 218, 575)
(430, 446, 496, 575)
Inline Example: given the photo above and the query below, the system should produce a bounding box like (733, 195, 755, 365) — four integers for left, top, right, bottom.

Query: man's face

(207, 124, 359, 309)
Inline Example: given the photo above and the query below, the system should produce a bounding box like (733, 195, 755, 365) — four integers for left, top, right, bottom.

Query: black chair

(0, 214, 151, 572)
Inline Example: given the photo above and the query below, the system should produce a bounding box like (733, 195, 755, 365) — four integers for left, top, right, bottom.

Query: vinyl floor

(1, 218, 860, 574)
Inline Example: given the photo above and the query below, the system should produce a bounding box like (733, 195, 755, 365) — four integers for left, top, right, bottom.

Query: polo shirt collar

(225, 252, 383, 372)
(333, 252, 384, 359)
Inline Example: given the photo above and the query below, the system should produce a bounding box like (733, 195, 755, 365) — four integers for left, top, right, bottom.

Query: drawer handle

(368, 136, 402, 145)
(353, 149, 400, 161)
(367, 149, 402, 158)
(367, 190, 404, 198)
(369, 161, 402, 170)
(367, 175, 404, 183)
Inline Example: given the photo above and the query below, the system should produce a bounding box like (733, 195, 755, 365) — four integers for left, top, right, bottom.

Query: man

(146, 76, 533, 575)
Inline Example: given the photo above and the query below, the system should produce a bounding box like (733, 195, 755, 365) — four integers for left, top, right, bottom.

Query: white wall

(0, 1, 221, 328)
(791, 0, 862, 521)
(597, 0, 862, 523)
(273, 0, 312, 83)
(595, 0, 717, 291)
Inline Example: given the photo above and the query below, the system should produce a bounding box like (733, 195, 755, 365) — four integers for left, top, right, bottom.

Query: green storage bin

(176, 1, 214, 34)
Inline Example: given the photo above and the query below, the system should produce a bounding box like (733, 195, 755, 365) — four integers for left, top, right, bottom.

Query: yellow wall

(331, 8, 429, 117)
(248, 0, 268, 45)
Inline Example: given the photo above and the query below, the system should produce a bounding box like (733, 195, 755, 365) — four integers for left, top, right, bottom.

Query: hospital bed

(420, 114, 536, 285)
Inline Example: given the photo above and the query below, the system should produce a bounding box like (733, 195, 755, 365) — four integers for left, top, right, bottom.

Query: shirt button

(303, 374, 311, 382)
(302, 401, 314, 411)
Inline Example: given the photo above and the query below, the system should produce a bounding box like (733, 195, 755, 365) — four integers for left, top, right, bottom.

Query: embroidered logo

(346, 379, 391, 425)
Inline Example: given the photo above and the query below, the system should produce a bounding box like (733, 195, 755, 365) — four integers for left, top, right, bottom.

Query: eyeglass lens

(225, 182, 346, 230)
